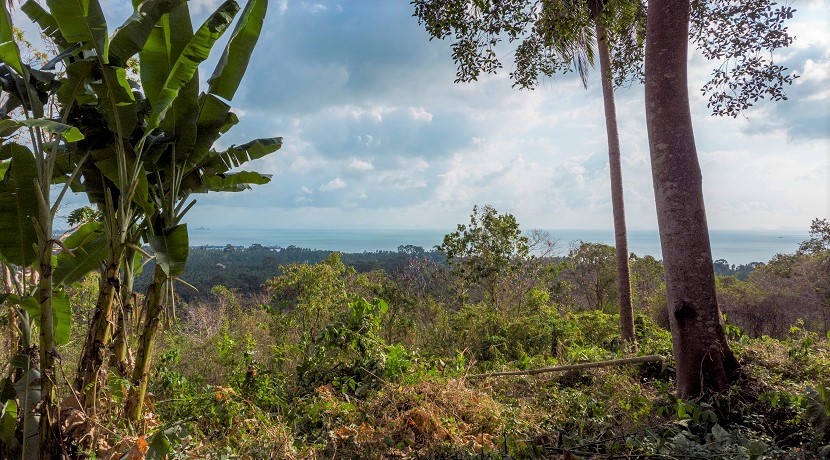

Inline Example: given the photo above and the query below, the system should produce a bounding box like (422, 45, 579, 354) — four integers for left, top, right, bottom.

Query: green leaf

(0, 400, 16, 446)
(51, 289, 72, 346)
(191, 93, 232, 165)
(148, 223, 188, 277)
(0, 144, 38, 266)
(62, 221, 103, 248)
(146, 429, 174, 460)
(203, 136, 282, 174)
(21, 0, 68, 50)
(57, 59, 95, 107)
(138, 1, 191, 108)
(199, 170, 271, 192)
(6, 292, 71, 346)
(146, 0, 240, 133)
(0, 2, 24, 76)
(95, 155, 152, 214)
(45, 0, 109, 62)
(109, 0, 185, 66)
(90, 65, 137, 136)
(207, 0, 268, 100)
(54, 235, 106, 285)
(0, 118, 85, 142)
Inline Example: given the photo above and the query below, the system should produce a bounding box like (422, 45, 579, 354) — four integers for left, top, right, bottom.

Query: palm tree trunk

(125, 264, 166, 423)
(644, 0, 739, 398)
(594, 18, 636, 348)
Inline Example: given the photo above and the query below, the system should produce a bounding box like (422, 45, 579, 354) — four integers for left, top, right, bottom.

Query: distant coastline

(186, 228, 807, 266)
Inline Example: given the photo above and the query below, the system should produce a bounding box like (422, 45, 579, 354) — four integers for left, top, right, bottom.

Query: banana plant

(5, 0, 278, 443)
(0, 1, 92, 455)
(125, 0, 278, 423)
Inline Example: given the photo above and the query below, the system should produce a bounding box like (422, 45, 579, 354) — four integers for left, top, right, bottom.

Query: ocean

(187, 228, 808, 265)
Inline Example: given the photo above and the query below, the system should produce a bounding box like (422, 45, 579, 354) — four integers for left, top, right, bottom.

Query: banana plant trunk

(594, 16, 636, 348)
(36, 235, 59, 457)
(110, 247, 137, 377)
(75, 255, 122, 409)
(644, 0, 740, 398)
(124, 264, 166, 422)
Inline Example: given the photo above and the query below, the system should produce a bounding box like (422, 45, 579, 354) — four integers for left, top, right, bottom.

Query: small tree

(798, 218, 830, 255)
(438, 205, 529, 308)
(562, 242, 618, 313)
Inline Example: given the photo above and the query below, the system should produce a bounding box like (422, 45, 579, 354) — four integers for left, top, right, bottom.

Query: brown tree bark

(592, 5, 636, 348)
(644, 0, 740, 398)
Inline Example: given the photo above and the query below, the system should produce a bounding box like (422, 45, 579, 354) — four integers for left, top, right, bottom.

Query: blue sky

(92, 1, 830, 230)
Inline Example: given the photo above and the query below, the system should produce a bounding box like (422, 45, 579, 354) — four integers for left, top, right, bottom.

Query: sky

(87, 1, 830, 230)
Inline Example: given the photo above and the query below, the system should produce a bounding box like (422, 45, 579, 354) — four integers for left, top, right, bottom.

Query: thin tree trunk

(593, 7, 636, 348)
(125, 265, 166, 423)
(36, 205, 59, 457)
(644, 0, 740, 398)
(75, 256, 122, 409)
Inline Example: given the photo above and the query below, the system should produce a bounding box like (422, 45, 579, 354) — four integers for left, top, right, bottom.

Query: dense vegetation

(5, 215, 827, 458)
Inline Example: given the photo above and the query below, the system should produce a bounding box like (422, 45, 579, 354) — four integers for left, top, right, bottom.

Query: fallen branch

(466, 354, 665, 380)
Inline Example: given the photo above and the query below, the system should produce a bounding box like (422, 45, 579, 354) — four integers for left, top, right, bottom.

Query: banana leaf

(145, 0, 239, 134)
(202, 137, 282, 174)
(0, 2, 24, 76)
(207, 0, 268, 100)
(57, 59, 95, 107)
(21, 0, 68, 50)
(199, 170, 271, 192)
(90, 65, 137, 136)
(45, 0, 109, 62)
(148, 223, 188, 277)
(0, 145, 38, 266)
(109, 0, 185, 66)
(0, 118, 84, 142)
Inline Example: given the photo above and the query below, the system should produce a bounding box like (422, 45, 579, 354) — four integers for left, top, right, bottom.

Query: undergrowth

(140, 297, 830, 459)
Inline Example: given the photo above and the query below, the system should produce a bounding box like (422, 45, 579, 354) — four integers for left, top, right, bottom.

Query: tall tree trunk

(125, 265, 166, 423)
(594, 19, 636, 348)
(75, 255, 122, 409)
(644, 0, 740, 398)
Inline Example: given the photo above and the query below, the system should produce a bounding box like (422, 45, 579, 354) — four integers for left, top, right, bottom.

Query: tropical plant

(0, 0, 277, 453)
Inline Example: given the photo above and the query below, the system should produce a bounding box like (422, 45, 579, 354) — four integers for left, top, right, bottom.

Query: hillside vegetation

(5, 217, 825, 459)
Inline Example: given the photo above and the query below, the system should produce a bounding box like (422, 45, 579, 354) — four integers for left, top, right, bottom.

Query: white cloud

(408, 107, 434, 122)
(346, 158, 374, 171)
(320, 178, 347, 191)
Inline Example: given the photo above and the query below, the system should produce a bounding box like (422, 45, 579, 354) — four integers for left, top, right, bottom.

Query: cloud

(346, 158, 374, 171)
(87, 0, 826, 232)
(319, 178, 347, 191)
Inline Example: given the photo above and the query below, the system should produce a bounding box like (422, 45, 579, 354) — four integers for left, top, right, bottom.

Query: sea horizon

(186, 227, 809, 266)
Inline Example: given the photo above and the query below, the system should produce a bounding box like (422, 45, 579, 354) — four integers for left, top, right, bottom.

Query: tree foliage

(438, 205, 529, 305)
(412, 0, 646, 88)
(412, 0, 797, 115)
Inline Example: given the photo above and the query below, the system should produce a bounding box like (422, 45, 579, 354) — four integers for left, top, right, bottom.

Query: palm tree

(413, 0, 644, 346)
